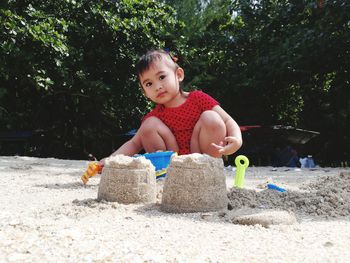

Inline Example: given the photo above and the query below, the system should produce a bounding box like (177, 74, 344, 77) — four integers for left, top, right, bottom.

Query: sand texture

(161, 154, 228, 213)
(1, 156, 350, 262)
(227, 209, 297, 227)
(97, 155, 156, 204)
(227, 171, 350, 219)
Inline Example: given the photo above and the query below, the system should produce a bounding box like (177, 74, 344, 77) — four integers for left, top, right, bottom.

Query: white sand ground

(0, 156, 350, 262)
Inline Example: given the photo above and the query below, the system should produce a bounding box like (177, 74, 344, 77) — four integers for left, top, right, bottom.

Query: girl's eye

(145, 82, 152, 88)
(159, 75, 166, 80)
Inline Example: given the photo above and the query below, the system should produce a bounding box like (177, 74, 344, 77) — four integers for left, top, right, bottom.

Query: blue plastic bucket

(138, 151, 176, 179)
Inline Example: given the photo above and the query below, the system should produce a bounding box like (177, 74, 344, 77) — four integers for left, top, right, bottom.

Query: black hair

(136, 49, 179, 77)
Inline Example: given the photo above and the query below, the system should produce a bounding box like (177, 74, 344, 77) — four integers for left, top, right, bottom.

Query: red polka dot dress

(142, 90, 219, 155)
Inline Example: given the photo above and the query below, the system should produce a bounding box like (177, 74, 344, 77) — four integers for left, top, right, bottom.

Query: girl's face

(139, 58, 184, 107)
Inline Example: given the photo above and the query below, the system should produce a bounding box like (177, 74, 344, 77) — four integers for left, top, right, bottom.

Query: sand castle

(161, 153, 228, 213)
(97, 155, 156, 204)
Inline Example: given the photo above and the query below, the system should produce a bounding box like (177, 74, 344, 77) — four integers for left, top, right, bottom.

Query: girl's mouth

(157, 91, 167, 98)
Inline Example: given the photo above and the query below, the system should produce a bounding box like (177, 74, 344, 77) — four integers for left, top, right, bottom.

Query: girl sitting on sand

(103, 49, 242, 161)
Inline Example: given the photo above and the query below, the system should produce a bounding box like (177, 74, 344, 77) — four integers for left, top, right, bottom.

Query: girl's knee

(199, 111, 225, 130)
(138, 117, 178, 152)
(139, 117, 175, 138)
(139, 117, 164, 135)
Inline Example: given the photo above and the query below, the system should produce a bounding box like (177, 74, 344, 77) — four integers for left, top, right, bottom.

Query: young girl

(104, 49, 242, 160)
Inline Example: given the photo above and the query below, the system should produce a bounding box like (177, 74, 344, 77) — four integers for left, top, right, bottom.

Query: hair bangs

(136, 52, 164, 77)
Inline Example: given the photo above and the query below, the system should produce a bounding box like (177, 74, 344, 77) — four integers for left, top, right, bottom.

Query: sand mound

(227, 209, 297, 227)
(97, 155, 156, 204)
(228, 172, 350, 218)
(161, 154, 228, 213)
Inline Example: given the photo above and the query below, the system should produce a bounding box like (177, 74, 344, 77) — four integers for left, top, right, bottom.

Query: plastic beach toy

(267, 183, 286, 192)
(234, 155, 249, 188)
(81, 162, 103, 185)
(137, 151, 177, 179)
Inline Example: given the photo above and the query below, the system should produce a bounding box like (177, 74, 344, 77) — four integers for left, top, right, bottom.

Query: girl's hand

(98, 158, 106, 167)
(211, 136, 242, 156)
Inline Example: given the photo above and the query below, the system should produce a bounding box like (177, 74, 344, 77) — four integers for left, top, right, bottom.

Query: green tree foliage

(0, 0, 183, 158)
(1, 0, 349, 164)
(231, 0, 350, 163)
(164, 0, 349, 164)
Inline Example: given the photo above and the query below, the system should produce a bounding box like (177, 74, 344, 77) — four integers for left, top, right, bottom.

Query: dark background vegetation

(0, 0, 349, 166)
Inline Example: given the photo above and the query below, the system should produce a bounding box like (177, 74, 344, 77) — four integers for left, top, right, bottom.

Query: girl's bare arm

(99, 133, 143, 165)
(211, 105, 242, 155)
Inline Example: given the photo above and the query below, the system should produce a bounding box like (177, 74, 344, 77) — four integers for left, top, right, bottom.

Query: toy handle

(81, 162, 103, 185)
(234, 155, 249, 188)
(267, 183, 286, 192)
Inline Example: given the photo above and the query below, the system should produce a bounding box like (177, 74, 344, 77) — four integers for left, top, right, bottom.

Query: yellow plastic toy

(234, 155, 249, 188)
(81, 162, 103, 185)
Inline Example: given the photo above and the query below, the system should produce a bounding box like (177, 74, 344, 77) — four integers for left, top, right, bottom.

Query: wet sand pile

(161, 154, 228, 213)
(98, 155, 156, 204)
(228, 172, 350, 218)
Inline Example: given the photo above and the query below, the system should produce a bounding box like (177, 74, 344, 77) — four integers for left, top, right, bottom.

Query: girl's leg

(190, 110, 226, 158)
(138, 117, 179, 153)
